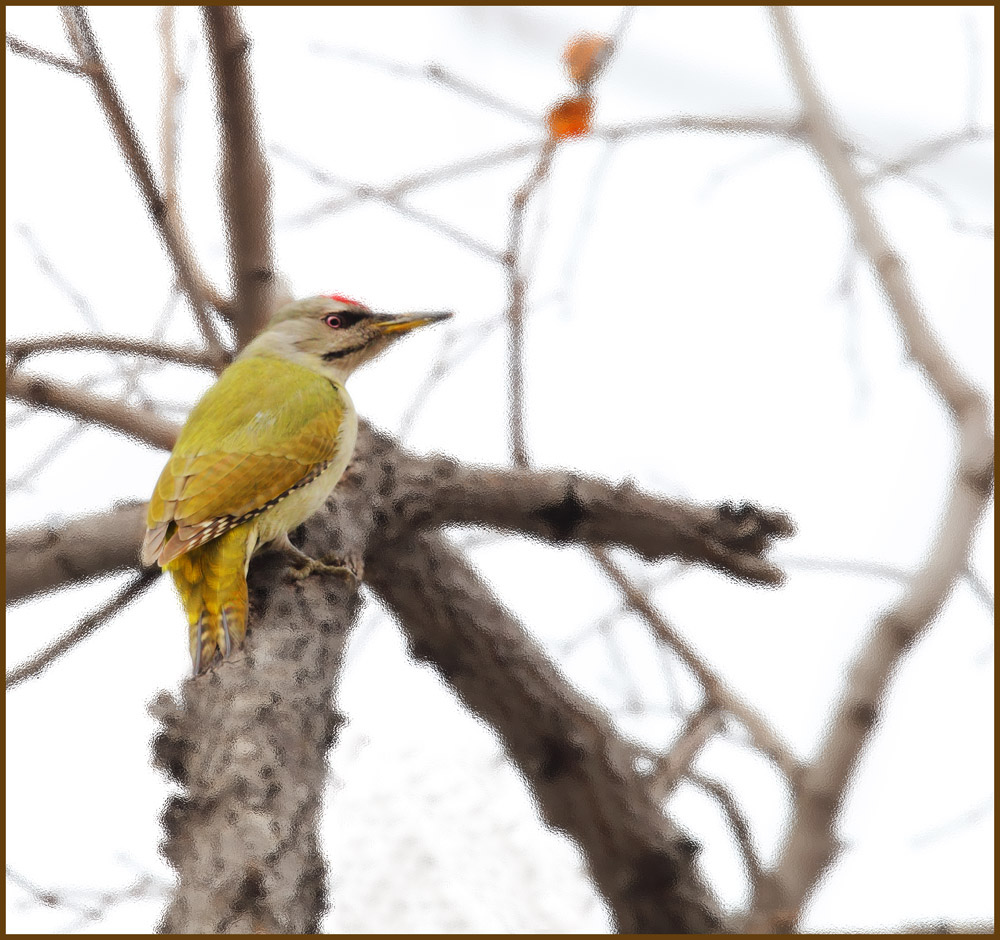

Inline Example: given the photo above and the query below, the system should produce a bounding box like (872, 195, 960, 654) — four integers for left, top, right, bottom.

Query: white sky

(6, 5, 994, 933)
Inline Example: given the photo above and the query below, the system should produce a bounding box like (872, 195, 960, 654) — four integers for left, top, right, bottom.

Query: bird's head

(240, 294, 452, 382)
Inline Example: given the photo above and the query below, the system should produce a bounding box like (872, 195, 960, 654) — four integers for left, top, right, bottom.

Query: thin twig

(158, 7, 182, 227)
(6, 34, 89, 74)
(7, 334, 226, 373)
(272, 145, 503, 261)
(591, 546, 802, 783)
(6, 424, 86, 495)
(6, 370, 180, 450)
(59, 8, 227, 352)
(504, 7, 635, 468)
(646, 703, 724, 802)
(6, 570, 159, 690)
(688, 770, 769, 902)
(310, 43, 542, 127)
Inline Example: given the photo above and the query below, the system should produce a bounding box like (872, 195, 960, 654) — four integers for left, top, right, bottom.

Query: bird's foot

(275, 535, 363, 583)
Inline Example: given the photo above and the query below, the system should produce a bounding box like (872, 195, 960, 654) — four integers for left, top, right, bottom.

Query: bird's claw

(286, 552, 363, 584)
(274, 534, 363, 584)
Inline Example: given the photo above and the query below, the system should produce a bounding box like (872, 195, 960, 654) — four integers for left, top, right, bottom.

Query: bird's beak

(372, 310, 453, 336)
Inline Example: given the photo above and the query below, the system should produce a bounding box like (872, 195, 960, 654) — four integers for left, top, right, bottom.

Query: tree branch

(6, 569, 159, 689)
(688, 770, 769, 905)
(6, 334, 226, 373)
(6, 370, 180, 450)
(5, 419, 794, 602)
(58, 7, 228, 351)
(382, 452, 795, 583)
(743, 9, 996, 930)
(365, 528, 724, 933)
(6, 33, 90, 74)
(202, 7, 276, 347)
(6, 501, 148, 605)
(645, 703, 725, 803)
(593, 546, 802, 782)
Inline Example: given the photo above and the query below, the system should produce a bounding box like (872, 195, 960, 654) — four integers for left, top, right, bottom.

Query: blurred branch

(687, 771, 769, 904)
(598, 114, 803, 143)
(961, 563, 994, 617)
(782, 553, 994, 618)
(58, 7, 228, 351)
(867, 126, 992, 181)
(366, 529, 723, 933)
(158, 7, 182, 238)
(6, 33, 90, 74)
(272, 144, 503, 260)
(6, 569, 159, 690)
(6, 424, 86, 496)
(6, 863, 171, 933)
(202, 7, 276, 347)
(504, 135, 557, 468)
(503, 9, 634, 469)
(744, 9, 997, 931)
(6, 370, 180, 450)
(7, 334, 226, 373)
(645, 703, 724, 802)
(288, 140, 542, 226)
(5, 501, 148, 604)
(592, 546, 802, 783)
(310, 43, 543, 127)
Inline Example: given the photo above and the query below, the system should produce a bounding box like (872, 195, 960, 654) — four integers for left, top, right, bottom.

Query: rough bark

(152, 554, 357, 933)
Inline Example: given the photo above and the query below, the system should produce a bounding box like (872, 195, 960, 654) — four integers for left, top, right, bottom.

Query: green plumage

(143, 355, 355, 671)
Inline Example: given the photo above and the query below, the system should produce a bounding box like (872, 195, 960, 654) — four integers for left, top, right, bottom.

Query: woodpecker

(142, 294, 451, 673)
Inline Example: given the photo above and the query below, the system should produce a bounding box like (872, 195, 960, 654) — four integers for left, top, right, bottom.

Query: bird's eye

(324, 314, 343, 329)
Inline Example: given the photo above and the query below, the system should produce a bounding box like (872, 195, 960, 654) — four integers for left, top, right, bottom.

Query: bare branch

(6, 570, 158, 689)
(58, 7, 227, 351)
(744, 9, 996, 930)
(6, 33, 89, 74)
(7, 334, 226, 373)
(271, 145, 503, 261)
(202, 7, 276, 347)
(6, 422, 794, 603)
(6, 370, 180, 450)
(598, 114, 803, 143)
(158, 7, 182, 232)
(374, 449, 796, 583)
(867, 127, 992, 182)
(6, 424, 85, 496)
(366, 529, 723, 933)
(592, 546, 802, 782)
(687, 771, 769, 904)
(5, 501, 147, 604)
(645, 703, 725, 802)
(504, 136, 556, 467)
(309, 43, 543, 127)
(504, 9, 635, 468)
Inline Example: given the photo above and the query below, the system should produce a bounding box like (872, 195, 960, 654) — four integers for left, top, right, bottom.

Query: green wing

(143, 356, 349, 565)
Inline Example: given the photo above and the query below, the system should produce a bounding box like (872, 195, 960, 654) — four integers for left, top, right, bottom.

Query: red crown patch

(324, 293, 367, 309)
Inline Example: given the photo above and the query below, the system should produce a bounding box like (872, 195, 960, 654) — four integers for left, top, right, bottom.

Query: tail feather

(167, 526, 251, 673)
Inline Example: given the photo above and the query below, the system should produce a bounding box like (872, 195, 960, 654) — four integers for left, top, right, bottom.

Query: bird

(141, 293, 452, 674)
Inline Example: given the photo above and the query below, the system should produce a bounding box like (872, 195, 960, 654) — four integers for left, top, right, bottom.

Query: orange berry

(547, 95, 594, 139)
(563, 33, 609, 85)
